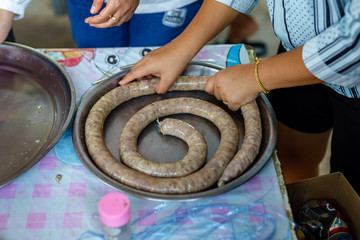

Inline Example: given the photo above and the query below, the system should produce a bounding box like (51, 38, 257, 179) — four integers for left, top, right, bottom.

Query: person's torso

(135, 0, 199, 14)
(267, 0, 350, 50)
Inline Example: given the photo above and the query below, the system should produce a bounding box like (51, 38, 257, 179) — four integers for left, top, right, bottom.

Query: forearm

(258, 46, 323, 91)
(0, 9, 14, 42)
(171, 0, 240, 63)
(0, 0, 31, 20)
(120, 0, 241, 93)
(204, 45, 324, 111)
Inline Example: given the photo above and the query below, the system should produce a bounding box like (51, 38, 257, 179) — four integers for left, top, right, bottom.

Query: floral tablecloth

(0, 44, 294, 240)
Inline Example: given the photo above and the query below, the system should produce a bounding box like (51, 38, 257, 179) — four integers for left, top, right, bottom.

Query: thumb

(204, 76, 215, 95)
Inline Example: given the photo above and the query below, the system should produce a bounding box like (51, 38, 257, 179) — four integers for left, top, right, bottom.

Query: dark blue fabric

(267, 44, 360, 192)
(65, 0, 202, 48)
(326, 86, 360, 193)
(5, 29, 15, 42)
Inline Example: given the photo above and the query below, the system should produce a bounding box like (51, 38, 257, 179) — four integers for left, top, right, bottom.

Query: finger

(156, 75, 177, 94)
(85, 6, 109, 24)
(88, 4, 122, 25)
(119, 63, 153, 85)
(88, 19, 121, 28)
(119, 72, 140, 85)
(120, 11, 134, 23)
(85, 14, 107, 24)
(204, 77, 215, 95)
(212, 82, 222, 101)
(89, 14, 126, 28)
(227, 102, 241, 112)
(205, 75, 222, 101)
(108, 14, 121, 24)
(90, 0, 105, 14)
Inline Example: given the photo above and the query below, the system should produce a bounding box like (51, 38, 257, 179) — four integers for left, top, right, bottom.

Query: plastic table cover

(0, 44, 294, 240)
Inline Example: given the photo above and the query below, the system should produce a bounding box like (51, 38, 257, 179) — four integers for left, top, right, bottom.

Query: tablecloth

(0, 44, 294, 240)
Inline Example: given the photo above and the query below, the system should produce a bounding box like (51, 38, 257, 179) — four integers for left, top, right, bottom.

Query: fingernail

(90, 5, 96, 14)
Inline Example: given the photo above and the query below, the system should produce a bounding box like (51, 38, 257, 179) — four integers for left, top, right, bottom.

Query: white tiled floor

(12, 0, 330, 176)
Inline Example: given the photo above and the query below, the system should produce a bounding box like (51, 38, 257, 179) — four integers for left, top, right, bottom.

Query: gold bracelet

(254, 57, 270, 94)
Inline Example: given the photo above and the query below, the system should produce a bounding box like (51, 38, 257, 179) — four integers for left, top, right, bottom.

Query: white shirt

(0, 0, 200, 19)
(217, 0, 360, 98)
(135, 0, 199, 14)
(0, 0, 32, 20)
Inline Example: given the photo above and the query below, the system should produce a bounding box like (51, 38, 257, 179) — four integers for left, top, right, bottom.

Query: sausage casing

(85, 77, 239, 194)
(218, 100, 262, 186)
(120, 115, 207, 177)
(85, 76, 262, 194)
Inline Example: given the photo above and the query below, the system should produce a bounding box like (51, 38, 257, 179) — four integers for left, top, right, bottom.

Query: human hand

(119, 42, 190, 94)
(85, 0, 140, 28)
(205, 64, 261, 111)
(0, 9, 15, 43)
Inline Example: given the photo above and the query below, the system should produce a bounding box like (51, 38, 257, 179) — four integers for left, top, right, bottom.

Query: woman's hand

(0, 9, 15, 43)
(205, 63, 261, 111)
(119, 41, 191, 94)
(205, 45, 324, 111)
(85, 0, 140, 28)
(119, 0, 243, 95)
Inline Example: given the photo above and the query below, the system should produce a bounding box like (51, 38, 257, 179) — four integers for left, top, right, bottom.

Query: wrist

(254, 57, 270, 94)
(171, 36, 203, 64)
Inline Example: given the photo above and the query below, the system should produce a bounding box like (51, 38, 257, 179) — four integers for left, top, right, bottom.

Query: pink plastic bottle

(98, 192, 132, 240)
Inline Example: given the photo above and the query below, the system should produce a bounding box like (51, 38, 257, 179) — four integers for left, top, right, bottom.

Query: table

(0, 44, 295, 239)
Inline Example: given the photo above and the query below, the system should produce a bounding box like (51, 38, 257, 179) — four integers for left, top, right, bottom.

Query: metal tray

(73, 62, 277, 201)
(0, 42, 76, 188)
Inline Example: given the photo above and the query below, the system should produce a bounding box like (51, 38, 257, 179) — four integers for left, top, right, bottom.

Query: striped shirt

(216, 0, 360, 98)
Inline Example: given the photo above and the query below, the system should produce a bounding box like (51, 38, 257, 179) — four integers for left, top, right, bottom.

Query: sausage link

(218, 100, 262, 186)
(85, 77, 239, 194)
(85, 76, 262, 194)
(119, 116, 207, 177)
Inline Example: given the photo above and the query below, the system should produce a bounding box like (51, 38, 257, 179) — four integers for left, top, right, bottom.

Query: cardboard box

(286, 172, 360, 239)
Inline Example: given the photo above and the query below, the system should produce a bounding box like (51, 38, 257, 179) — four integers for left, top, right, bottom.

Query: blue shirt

(216, 0, 360, 98)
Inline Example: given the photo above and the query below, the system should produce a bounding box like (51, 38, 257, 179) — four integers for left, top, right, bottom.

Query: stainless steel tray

(0, 42, 76, 187)
(72, 62, 277, 201)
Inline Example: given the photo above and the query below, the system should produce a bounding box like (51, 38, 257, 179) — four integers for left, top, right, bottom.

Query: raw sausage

(120, 116, 207, 177)
(218, 101, 262, 186)
(86, 97, 238, 194)
(84, 76, 262, 194)
(85, 77, 239, 194)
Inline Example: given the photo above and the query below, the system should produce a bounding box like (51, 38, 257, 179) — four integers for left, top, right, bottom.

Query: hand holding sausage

(205, 46, 326, 112)
(119, 0, 241, 94)
(205, 63, 261, 111)
(85, 0, 140, 28)
(119, 41, 191, 94)
(0, 9, 14, 43)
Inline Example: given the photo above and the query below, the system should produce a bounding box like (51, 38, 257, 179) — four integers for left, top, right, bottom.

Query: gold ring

(109, 15, 119, 23)
(223, 101, 228, 105)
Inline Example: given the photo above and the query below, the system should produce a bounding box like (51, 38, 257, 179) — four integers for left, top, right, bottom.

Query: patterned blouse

(216, 0, 360, 98)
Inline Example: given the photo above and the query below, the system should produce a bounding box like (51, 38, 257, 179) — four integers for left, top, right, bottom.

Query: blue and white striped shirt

(216, 0, 360, 98)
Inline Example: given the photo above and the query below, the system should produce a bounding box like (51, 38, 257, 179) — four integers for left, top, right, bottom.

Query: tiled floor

(11, 0, 330, 176)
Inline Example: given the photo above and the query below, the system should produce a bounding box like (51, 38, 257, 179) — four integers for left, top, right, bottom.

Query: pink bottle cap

(98, 192, 131, 228)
